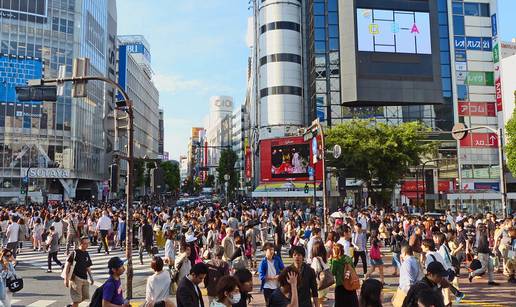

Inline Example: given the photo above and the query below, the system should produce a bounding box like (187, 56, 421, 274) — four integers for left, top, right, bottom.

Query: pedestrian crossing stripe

(15, 245, 158, 281)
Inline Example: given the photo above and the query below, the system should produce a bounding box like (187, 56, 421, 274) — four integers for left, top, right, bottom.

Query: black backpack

(89, 284, 104, 307)
(89, 280, 114, 307)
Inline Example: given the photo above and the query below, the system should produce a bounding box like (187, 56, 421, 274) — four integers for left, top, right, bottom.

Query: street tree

(325, 119, 434, 206)
(216, 149, 239, 197)
(161, 161, 180, 193)
(505, 91, 516, 174)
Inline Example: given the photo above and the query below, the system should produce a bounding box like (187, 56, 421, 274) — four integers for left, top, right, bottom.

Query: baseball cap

(108, 257, 125, 270)
(427, 261, 448, 277)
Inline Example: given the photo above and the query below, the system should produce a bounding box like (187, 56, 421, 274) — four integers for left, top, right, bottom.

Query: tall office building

(114, 35, 160, 195)
(247, 0, 511, 213)
(0, 0, 117, 202)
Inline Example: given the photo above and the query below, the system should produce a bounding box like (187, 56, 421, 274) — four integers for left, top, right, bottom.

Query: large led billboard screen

(271, 142, 310, 179)
(339, 0, 444, 106)
(356, 8, 431, 54)
(0, 55, 43, 104)
(260, 137, 322, 182)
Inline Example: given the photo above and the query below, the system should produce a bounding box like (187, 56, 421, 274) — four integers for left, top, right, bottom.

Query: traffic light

(72, 58, 89, 97)
(109, 163, 119, 192)
(20, 184, 26, 194)
(304, 184, 309, 194)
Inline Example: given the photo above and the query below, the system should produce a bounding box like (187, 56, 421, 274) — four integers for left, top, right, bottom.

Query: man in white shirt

(96, 210, 112, 254)
(336, 226, 352, 257)
(6, 217, 20, 258)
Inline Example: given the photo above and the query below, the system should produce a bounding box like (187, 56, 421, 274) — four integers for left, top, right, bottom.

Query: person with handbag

(64, 236, 94, 307)
(310, 241, 334, 305)
(0, 249, 17, 307)
(329, 243, 358, 307)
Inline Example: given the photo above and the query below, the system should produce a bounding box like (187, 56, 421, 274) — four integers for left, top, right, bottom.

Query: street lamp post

(38, 74, 136, 298)
(24, 166, 32, 206)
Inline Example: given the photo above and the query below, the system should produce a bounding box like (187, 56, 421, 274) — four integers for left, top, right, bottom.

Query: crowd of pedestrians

(0, 199, 514, 307)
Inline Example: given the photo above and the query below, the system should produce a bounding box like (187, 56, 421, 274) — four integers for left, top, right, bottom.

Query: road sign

(452, 123, 468, 141)
(22, 176, 29, 184)
(57, 65, 66, 96)
(15, 85, 57, 101)
(224, 174, 230, 181)
(72, 57, 89, 97)
(312, 137, 318, 163)
(333, 144, 342, 159)
(308, 166, 315, 177)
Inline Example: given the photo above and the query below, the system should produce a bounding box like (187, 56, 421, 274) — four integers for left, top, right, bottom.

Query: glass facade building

(306, 0, 454, 129)
(0, 0, 116, 202)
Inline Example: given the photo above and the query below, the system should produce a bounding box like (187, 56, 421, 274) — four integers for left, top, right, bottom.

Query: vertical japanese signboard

(491, 14, 503, 112)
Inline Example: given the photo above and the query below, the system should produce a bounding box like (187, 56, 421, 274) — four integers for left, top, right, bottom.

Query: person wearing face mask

(209, 275, 241, 307)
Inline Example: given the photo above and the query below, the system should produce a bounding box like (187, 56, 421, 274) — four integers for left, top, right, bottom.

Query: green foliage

(325, 119, 435, 204)
(161, 161, 180, 192)
(216, 149, 239, 197)
(506, 101, 516, 175)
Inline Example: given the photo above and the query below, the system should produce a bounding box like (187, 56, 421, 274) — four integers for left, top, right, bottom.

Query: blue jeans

(392, 252, 401, 269)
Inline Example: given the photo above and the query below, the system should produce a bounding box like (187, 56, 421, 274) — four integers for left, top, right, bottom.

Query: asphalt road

(11, 244, 516, 307)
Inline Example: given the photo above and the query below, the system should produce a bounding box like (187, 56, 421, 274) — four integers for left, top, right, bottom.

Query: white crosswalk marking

(26, 300, 57, 307)
(15, 244, 158, 281)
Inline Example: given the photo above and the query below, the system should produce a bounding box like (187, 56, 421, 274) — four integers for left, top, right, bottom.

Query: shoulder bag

(316, 257, 335, 290)
(343, 263, 360, 291)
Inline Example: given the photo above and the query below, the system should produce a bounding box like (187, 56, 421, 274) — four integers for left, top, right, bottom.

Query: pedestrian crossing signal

(304, 184, 309, 194)
(20, 187, 26, 194)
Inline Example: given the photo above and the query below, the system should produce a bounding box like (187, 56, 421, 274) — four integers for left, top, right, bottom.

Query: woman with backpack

(364, 238, 385, 285)
(329, 243, 359, 307)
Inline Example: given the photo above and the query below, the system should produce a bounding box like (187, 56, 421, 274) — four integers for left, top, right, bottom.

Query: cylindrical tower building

(258, 0, 304, 139)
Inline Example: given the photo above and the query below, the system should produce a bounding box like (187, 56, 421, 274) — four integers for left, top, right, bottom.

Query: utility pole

(21, 58, 136, 298)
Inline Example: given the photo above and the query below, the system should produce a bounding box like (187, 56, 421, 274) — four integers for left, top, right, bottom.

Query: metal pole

(125, 103, 134, 299)
(422, 163, 426, 213)
(317, 121, 328, 233)
(24, 166, 31, 206)
(313, 166, 316, 207)
(416, 166, 419, 210)
(498, 128, 507, 218)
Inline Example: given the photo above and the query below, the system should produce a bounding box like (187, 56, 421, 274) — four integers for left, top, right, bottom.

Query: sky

(117, 0, 516, 161)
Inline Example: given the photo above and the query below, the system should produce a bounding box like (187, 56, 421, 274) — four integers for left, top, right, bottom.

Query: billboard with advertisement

(190, 127, 203, 142)
(260, 137, 322, 182)
(341, 0, 444, 107)
(0, 56, 43, 104)
(458, 102, 496, 117)
(356, 9, 431, 54)
(460, 133, 498, 148)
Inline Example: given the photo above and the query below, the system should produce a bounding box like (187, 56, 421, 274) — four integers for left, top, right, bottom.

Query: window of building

(315, 41, 326, 52)
(452, 2, 463, 15)
(313, 2, 325, 15)
(464, 3, 489, 17)
(328, 0, 337, 12)
(315, 28, 326, 39)
(453, 15, 465, 36)
(328, 12, 338, 25)
(457, 85, 468, 100)
(329, 25, 339, 38)
(329, 38, 339, 51)
(315, 15, 325, 28)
